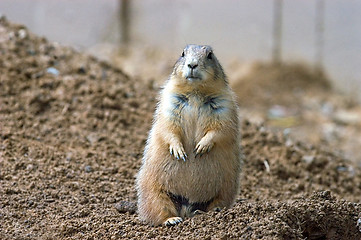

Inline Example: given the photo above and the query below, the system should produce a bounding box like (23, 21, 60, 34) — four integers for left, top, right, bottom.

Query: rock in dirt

(115, 201, 137, 214)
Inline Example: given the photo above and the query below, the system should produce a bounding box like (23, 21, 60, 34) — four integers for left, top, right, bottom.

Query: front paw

(194, 139, 214, 157)
(169, 144, 187, 161)
(164, 217, 183, 226)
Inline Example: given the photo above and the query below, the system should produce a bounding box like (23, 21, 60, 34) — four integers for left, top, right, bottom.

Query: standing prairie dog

(136, 44, 241, 226)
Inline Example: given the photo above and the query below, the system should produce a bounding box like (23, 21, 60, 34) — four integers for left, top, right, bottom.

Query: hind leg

(206, 174, 240, 212)
(137, 178, 181, 226)
(207, 184, 239, 212)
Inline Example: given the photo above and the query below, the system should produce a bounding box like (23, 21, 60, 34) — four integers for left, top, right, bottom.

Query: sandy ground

(1, 17, 361, 239)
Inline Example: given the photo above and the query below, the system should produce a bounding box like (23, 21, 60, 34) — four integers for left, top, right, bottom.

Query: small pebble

(356, 218, 361, 232)
(86, 133, 99, 144)
(84, 165, 93, 173)
(46, 67, 59, 76)
(26, 164, 34, 171)
(302, 155, 315, 164)
(66, 152, 73, 161)
(18, 29, 27, 39)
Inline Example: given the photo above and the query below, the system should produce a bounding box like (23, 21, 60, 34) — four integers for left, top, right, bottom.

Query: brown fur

(136, 45, 241, 226)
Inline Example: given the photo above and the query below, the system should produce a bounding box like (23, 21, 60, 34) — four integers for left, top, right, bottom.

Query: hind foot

(191, 209, 205, 216)
(164, 217, 183, 226)
(213, 207, 222, 212)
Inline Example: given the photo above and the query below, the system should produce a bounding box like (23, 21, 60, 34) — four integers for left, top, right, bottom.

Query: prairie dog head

(172, 44, 226, 83)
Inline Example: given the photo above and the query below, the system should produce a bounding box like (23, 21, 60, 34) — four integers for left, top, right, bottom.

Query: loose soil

(230, 62, 361, 164)
(1, 17, 361, 239)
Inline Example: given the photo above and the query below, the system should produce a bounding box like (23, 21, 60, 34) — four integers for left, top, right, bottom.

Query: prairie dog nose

(187, 63, 198, 70)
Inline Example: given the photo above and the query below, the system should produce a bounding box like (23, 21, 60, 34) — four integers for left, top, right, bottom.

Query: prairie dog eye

(181, 51, 185, 57)
(207, 52, 213, 60)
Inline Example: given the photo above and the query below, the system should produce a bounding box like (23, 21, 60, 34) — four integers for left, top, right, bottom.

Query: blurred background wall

(1, 0, 360, 98)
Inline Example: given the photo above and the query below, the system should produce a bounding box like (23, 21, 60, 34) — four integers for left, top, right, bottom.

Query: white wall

(1, 0, 360, 96)
(0, 0, 119, 49)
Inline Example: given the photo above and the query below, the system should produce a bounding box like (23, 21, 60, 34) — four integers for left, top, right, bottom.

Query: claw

(192, 209, 205, 216)
(169, 144, 187, 161)
(213, 207, 222, 212)
(164, 217, 183, 226)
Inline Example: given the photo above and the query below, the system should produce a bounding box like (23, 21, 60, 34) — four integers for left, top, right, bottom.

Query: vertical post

(272, 0, 283, 64)
(315, 0, 325, 72)
(119, 0, 130, 45)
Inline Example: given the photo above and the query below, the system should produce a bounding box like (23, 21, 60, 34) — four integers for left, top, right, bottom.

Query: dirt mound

(1, 17, 361, 239)
(241, 121, 361, 203)
(232, 62, 332, 109)
(230, 61, 361, 165)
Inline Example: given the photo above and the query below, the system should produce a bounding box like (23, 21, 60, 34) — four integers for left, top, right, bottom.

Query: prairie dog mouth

(186, 76, 201, 81)
(184, 71, 202, 81)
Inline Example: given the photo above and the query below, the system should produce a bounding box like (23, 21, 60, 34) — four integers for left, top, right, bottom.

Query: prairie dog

(136, 44, 241, 226)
